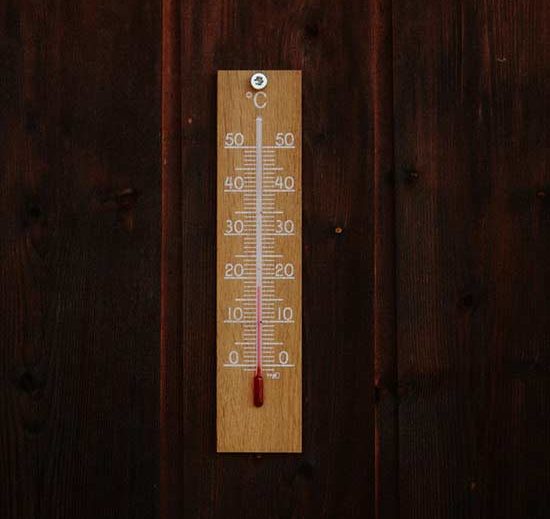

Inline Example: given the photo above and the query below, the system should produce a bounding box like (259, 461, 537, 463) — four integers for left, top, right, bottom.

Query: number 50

(225, 132, 244, 147)
(275, 132, 294, 147)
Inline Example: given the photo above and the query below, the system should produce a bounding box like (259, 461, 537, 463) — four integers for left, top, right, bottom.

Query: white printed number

(275, 132, 295, 147)
(278, 307, 294, 321)
(275, 263, 294, 278)
(224, 176, 244, 190)
(274, 176, 295, 190)
(226, 219, 244, 234)
(275, 219, 295, 234)
(225, 263, 244, 277)
(227, 307, 244, 321)
(225, 132, 244, 147)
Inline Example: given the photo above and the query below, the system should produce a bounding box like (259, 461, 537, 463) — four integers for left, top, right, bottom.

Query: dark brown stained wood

(162, 1, 375, 517)
(0, 2, 160, 518)
(394, 1, 550, 517)
(3, 0, 547, 516)
(161, 0, 184, 517)
(372, 1, 398, 518)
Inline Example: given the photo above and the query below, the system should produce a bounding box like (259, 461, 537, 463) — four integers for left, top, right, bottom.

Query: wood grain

(163, 0, 375, 516)
(394, 1, 550, 517)
(0, 1, 160, 518)
(217, 71, 302, 453)
(161, 0, 184, 516)
(5, 0, 546, 515)
(371, 0, 398, 518)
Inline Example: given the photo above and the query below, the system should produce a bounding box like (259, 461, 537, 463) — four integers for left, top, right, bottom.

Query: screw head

(250, 72, 268, 90)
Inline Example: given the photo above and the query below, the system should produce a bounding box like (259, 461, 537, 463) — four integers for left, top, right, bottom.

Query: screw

(250, 72, 268, 90)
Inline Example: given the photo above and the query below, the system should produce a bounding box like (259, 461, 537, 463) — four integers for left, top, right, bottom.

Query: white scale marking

(222, 116, 298, 387)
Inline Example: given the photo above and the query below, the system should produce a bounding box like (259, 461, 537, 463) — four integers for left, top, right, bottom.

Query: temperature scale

(217, 70, 302, 452)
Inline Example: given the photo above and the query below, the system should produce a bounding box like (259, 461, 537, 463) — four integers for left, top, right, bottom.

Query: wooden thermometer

(217, 70, 302, 452)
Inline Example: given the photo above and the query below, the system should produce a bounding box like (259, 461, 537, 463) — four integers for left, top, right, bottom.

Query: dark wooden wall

(393, 1, 550, 517)
(162, 1, 375, 518)
(0, 0, 160, 518)
(1, 0, 549, 518)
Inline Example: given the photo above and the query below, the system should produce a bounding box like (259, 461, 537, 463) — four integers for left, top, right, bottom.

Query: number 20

(225, 263, 244, 277)
(275, 263, 294, 277)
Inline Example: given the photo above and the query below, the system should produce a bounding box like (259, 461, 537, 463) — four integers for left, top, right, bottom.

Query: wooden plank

(0, 2, 160, 518)
(394, 1, 550, 516)
(372, 0, 399, 517)
(162, 0, 376, 516)
(217, 70, 302, 453)
(161, 0, 184, 516)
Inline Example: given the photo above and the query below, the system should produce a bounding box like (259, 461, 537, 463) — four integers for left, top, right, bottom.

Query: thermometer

(217, 70, 302, 452)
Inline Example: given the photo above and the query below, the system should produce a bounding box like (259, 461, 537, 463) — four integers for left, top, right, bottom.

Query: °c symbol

(253, 92, 267, 109)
